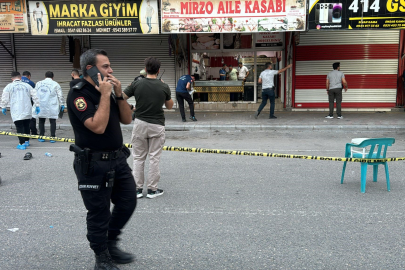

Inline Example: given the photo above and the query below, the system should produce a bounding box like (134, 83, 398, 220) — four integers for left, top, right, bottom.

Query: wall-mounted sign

(161, 0, 306, 33)
(0, 0, 29, 33)
(308, 0, 405, 29)
(28, 0, 159, 35)
(255, 32, 283, 47)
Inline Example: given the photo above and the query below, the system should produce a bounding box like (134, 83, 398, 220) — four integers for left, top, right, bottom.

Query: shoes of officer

(94, 249, 120, 270)
(107, 239, 135, 264)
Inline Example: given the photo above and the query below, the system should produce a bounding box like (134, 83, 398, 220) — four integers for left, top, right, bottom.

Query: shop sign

(28, 0, 159, 35)
(0, 0, 29, 33)
(255, 32, 283, 47)
(161, 0, 306, 33)
(308, 0, 405, 29)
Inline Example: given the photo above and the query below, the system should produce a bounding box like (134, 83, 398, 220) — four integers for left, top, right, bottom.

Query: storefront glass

(190, 33, 284, 103)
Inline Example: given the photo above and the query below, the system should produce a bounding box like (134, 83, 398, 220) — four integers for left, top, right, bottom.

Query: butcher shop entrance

(189, 32, 286, 105)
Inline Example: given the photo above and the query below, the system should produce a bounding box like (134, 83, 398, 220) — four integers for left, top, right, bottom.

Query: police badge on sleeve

(74, 97, 87, 111)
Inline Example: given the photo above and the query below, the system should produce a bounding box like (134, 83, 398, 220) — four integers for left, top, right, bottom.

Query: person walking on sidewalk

(176, 74, 197, 122)
(325, 62, 348, 119)
(0, 71, 40, 150)
(123, 57, 173, 199)
(34, 71, 65, 142)
(255, 62, 292, 119)
(67, 49, 136, 269)
(21, 71, 38, 136)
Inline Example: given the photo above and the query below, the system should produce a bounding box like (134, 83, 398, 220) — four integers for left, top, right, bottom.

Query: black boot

(94, 249, 120, 270)
(107, 240, 135, 264)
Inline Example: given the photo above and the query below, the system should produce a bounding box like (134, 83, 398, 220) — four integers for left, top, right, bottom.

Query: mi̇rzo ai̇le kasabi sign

(161, 0, 306, 33)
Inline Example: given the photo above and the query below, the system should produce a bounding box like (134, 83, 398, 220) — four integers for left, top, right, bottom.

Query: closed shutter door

(13, 34, 74, 103)
(294, 30, 399, 108)
(90, 35, 176, 105)
(0, 34, 14, 99)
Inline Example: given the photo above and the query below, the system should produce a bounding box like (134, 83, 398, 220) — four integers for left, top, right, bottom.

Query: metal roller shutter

(13, 34, 74, 103)
(90, 35, 176, 105)
(298, 31, 400, 45)
(294, 30, 399, 108)
(0, 34, 14, 100)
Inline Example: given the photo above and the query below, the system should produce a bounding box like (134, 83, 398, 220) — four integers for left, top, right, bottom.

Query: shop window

(223, 34, 252, 50)
(191, 33, 220, 50)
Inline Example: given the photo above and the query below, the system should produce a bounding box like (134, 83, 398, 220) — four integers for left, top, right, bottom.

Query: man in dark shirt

(21, 71, 38, 135)
(70, 69, 81, 88)
(67, 49, 136, 270)
(176, 74, 197, 122)
(123, 57, 173, 199)
(219, 64, 227, 80)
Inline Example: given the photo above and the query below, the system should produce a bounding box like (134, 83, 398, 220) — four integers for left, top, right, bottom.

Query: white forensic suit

(0, 79, 39, 145)
(33, 78, 65, 138)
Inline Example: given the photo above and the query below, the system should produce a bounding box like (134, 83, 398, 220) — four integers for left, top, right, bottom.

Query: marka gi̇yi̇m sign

(29, 0, 159, 35)
(308, 0, 405, 29)
(161, 0, 307, 33)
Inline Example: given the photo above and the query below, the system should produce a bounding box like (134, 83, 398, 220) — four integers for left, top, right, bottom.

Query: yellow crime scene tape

(1, 131, 405, 163)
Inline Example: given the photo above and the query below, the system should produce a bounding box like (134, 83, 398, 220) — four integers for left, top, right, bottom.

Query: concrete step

(192, 98, 284, 112)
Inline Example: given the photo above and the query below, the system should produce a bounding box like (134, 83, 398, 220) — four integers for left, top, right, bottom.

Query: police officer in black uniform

(67, 49, 136, 270)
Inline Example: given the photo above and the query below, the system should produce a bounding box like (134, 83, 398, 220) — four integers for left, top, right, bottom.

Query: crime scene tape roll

(1, 131, 405, 163)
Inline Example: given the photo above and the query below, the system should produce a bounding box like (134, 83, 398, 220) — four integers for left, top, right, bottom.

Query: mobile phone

(332, 3, 342, 23)
(86, 66, 104, 87)
(323, 4, 329, 23)
(319, 4, 324, 23)
(328, 4, 333, 23)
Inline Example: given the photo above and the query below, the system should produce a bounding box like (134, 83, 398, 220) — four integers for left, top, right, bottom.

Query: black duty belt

(90, 147, 123, 161)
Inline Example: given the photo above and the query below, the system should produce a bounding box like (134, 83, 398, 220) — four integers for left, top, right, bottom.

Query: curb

(164, 124, 405, 131)
(1, 123, 404, 132)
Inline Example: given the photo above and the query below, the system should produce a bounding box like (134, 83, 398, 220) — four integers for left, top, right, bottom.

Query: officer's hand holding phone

(96, 73, 112, 97)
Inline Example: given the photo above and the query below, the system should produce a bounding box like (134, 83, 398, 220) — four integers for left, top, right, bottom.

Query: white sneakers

(325, 115, 343, 119)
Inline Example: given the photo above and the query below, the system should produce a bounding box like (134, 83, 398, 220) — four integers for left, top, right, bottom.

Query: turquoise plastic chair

(341, 138, 395, 193)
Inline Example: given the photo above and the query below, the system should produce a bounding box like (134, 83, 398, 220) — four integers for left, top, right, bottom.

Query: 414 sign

(347, 0, 405, 15)
(348, 0, 380, 13)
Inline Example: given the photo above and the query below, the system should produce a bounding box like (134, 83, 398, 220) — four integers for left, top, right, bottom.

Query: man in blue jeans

(255, 62, 292, 119)
(145, 0, 154, 33)
(33, 2, 43, 33)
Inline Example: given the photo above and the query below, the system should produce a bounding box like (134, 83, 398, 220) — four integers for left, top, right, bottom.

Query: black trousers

(328, 88, 343, 116)
(39, 118, 56, 137)
(30, 118, 38, 135)
(14, 119, 30, 144)
(176, 92, 195, 120)
(73, 152, 137, 254)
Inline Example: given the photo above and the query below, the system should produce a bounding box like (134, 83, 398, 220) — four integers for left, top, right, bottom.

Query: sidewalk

(1, 110, 404, 131)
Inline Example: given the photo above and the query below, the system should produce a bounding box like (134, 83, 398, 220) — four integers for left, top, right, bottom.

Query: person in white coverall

(0, 71, 40, 150)
(34, 71, 65, 143)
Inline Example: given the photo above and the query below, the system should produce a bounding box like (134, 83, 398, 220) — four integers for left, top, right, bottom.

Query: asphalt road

(1, 128, 405, 270)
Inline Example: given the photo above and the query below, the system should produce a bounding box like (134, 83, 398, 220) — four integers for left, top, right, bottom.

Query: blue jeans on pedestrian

(147, 17, 152, 31)
(258, 88, 275, 117)
(36, 18, 43, 32)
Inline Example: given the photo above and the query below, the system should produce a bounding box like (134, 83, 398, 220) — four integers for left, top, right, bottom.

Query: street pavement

(1, 113, 405, 269)
(0, 110, 405, 132)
